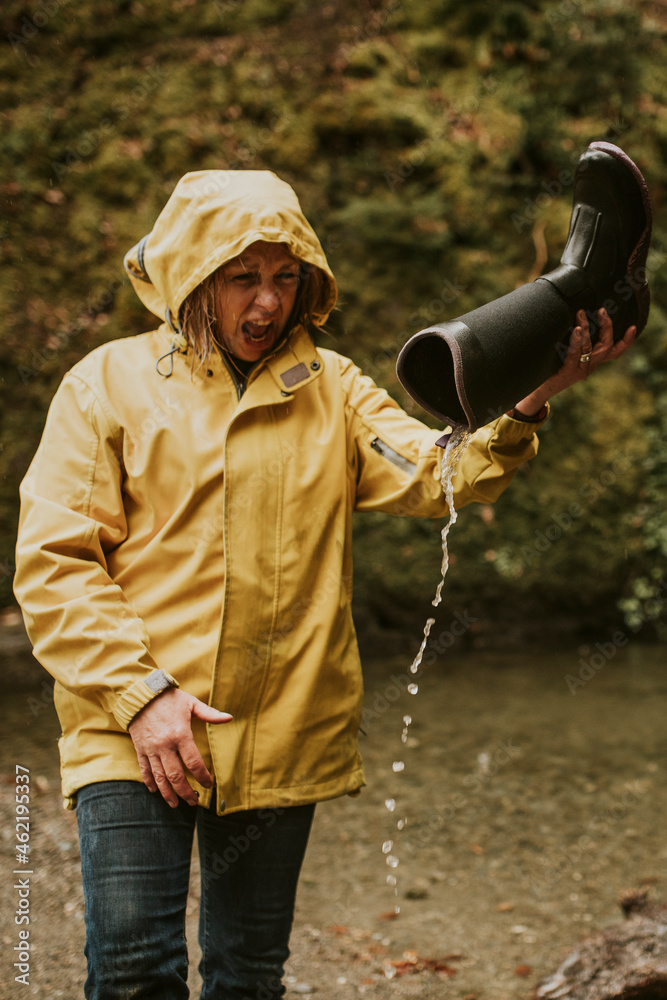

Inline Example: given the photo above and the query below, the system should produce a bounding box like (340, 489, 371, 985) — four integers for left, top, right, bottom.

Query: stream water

(1, 641, 665, 999)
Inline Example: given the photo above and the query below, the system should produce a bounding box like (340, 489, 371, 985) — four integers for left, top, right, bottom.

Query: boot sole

(588, 141, 652, 336)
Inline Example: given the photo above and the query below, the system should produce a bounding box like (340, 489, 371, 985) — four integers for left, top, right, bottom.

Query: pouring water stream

(383, 426, 473, 914)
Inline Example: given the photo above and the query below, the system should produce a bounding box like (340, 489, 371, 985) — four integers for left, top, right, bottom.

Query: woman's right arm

(14, 373, 231, 805)
(14, 372, 167, 728)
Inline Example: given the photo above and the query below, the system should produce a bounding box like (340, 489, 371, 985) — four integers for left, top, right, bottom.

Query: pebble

(405, 877, 430, 900)
(291, 985, 316, 995)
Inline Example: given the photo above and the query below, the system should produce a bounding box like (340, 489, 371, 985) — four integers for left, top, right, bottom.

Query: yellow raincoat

(14, 171, 547, 812)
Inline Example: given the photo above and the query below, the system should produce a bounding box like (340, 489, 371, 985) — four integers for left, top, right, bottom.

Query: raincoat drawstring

(156, 341, 179, 378)
(156, 309, 188, 377)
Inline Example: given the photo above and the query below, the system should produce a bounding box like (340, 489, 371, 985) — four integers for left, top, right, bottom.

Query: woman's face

(215, 241, 300, 362)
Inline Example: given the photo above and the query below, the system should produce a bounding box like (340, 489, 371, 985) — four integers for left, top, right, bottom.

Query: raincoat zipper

(370, 437, 417, 476)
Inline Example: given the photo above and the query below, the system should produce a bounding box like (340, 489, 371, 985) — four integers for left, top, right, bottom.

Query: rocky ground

(1, 613, 665, 999)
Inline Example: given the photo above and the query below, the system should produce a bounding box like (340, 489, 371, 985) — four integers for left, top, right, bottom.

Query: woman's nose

(254, 281, 280, 312)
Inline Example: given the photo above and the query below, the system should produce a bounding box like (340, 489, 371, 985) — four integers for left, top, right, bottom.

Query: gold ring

(579, 353, 592, 363)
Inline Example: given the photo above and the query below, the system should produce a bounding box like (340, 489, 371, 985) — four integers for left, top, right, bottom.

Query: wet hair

(180, 253, 327, 374)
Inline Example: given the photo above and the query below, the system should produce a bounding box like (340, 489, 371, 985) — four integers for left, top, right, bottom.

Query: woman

(13, 169, 634, 999)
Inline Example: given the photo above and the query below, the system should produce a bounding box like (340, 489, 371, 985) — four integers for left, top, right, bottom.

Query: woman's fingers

(148, 749, 199, 808)
(137, 752, 158, 794)
(593, 307, 614, 354)
(129, 689, 230, 807)
(607, 324, 637, 361)
(589, 309, 638, 368)
(523, 306, 637, 406)
(575, 307, 628, 378)
(571, 312, 593, 380)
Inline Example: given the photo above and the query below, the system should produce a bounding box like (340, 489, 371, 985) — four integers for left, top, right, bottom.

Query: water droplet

(394, 904, 401, 914)
(384, 798, 396, 812)
(392, 761, 405, 772)
(407, 683, 418, 694)
(397, 819, 405, 830)
(382, 840, 393, 854)
(403, 715, 412, 726)
(401, 733, 407, 743)
(386, 855, 399, 868)
(386, 874, 397, 886)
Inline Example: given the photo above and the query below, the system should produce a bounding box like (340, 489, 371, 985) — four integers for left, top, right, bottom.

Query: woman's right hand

(129, 688, 232, 807)
(513, 307, 636, 416)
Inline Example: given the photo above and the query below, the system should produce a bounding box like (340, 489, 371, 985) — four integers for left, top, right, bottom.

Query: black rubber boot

(396, 141, 653, 431)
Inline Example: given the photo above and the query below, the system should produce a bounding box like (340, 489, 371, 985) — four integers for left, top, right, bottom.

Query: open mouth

(243, 320, 274, 342)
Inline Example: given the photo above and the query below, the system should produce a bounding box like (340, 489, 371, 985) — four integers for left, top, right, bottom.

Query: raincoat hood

(123, 170, 338, 330)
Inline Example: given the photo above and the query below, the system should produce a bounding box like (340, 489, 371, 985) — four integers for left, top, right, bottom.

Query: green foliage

(1, 0, 666, 642)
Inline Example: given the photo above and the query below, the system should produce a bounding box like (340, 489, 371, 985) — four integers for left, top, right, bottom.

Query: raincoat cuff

(500, 402, 550, 436)
(434, 403, 549, 449)
(112, 670, 180, 731)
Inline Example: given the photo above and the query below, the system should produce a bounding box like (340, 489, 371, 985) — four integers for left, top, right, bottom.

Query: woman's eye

(227, 269, 297, 284)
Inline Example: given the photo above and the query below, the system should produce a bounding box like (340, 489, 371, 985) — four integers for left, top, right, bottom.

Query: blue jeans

(76, 781, 315, 1000)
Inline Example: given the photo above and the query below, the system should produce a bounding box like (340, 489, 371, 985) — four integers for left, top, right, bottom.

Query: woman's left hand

(512, 307, 637, 417)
